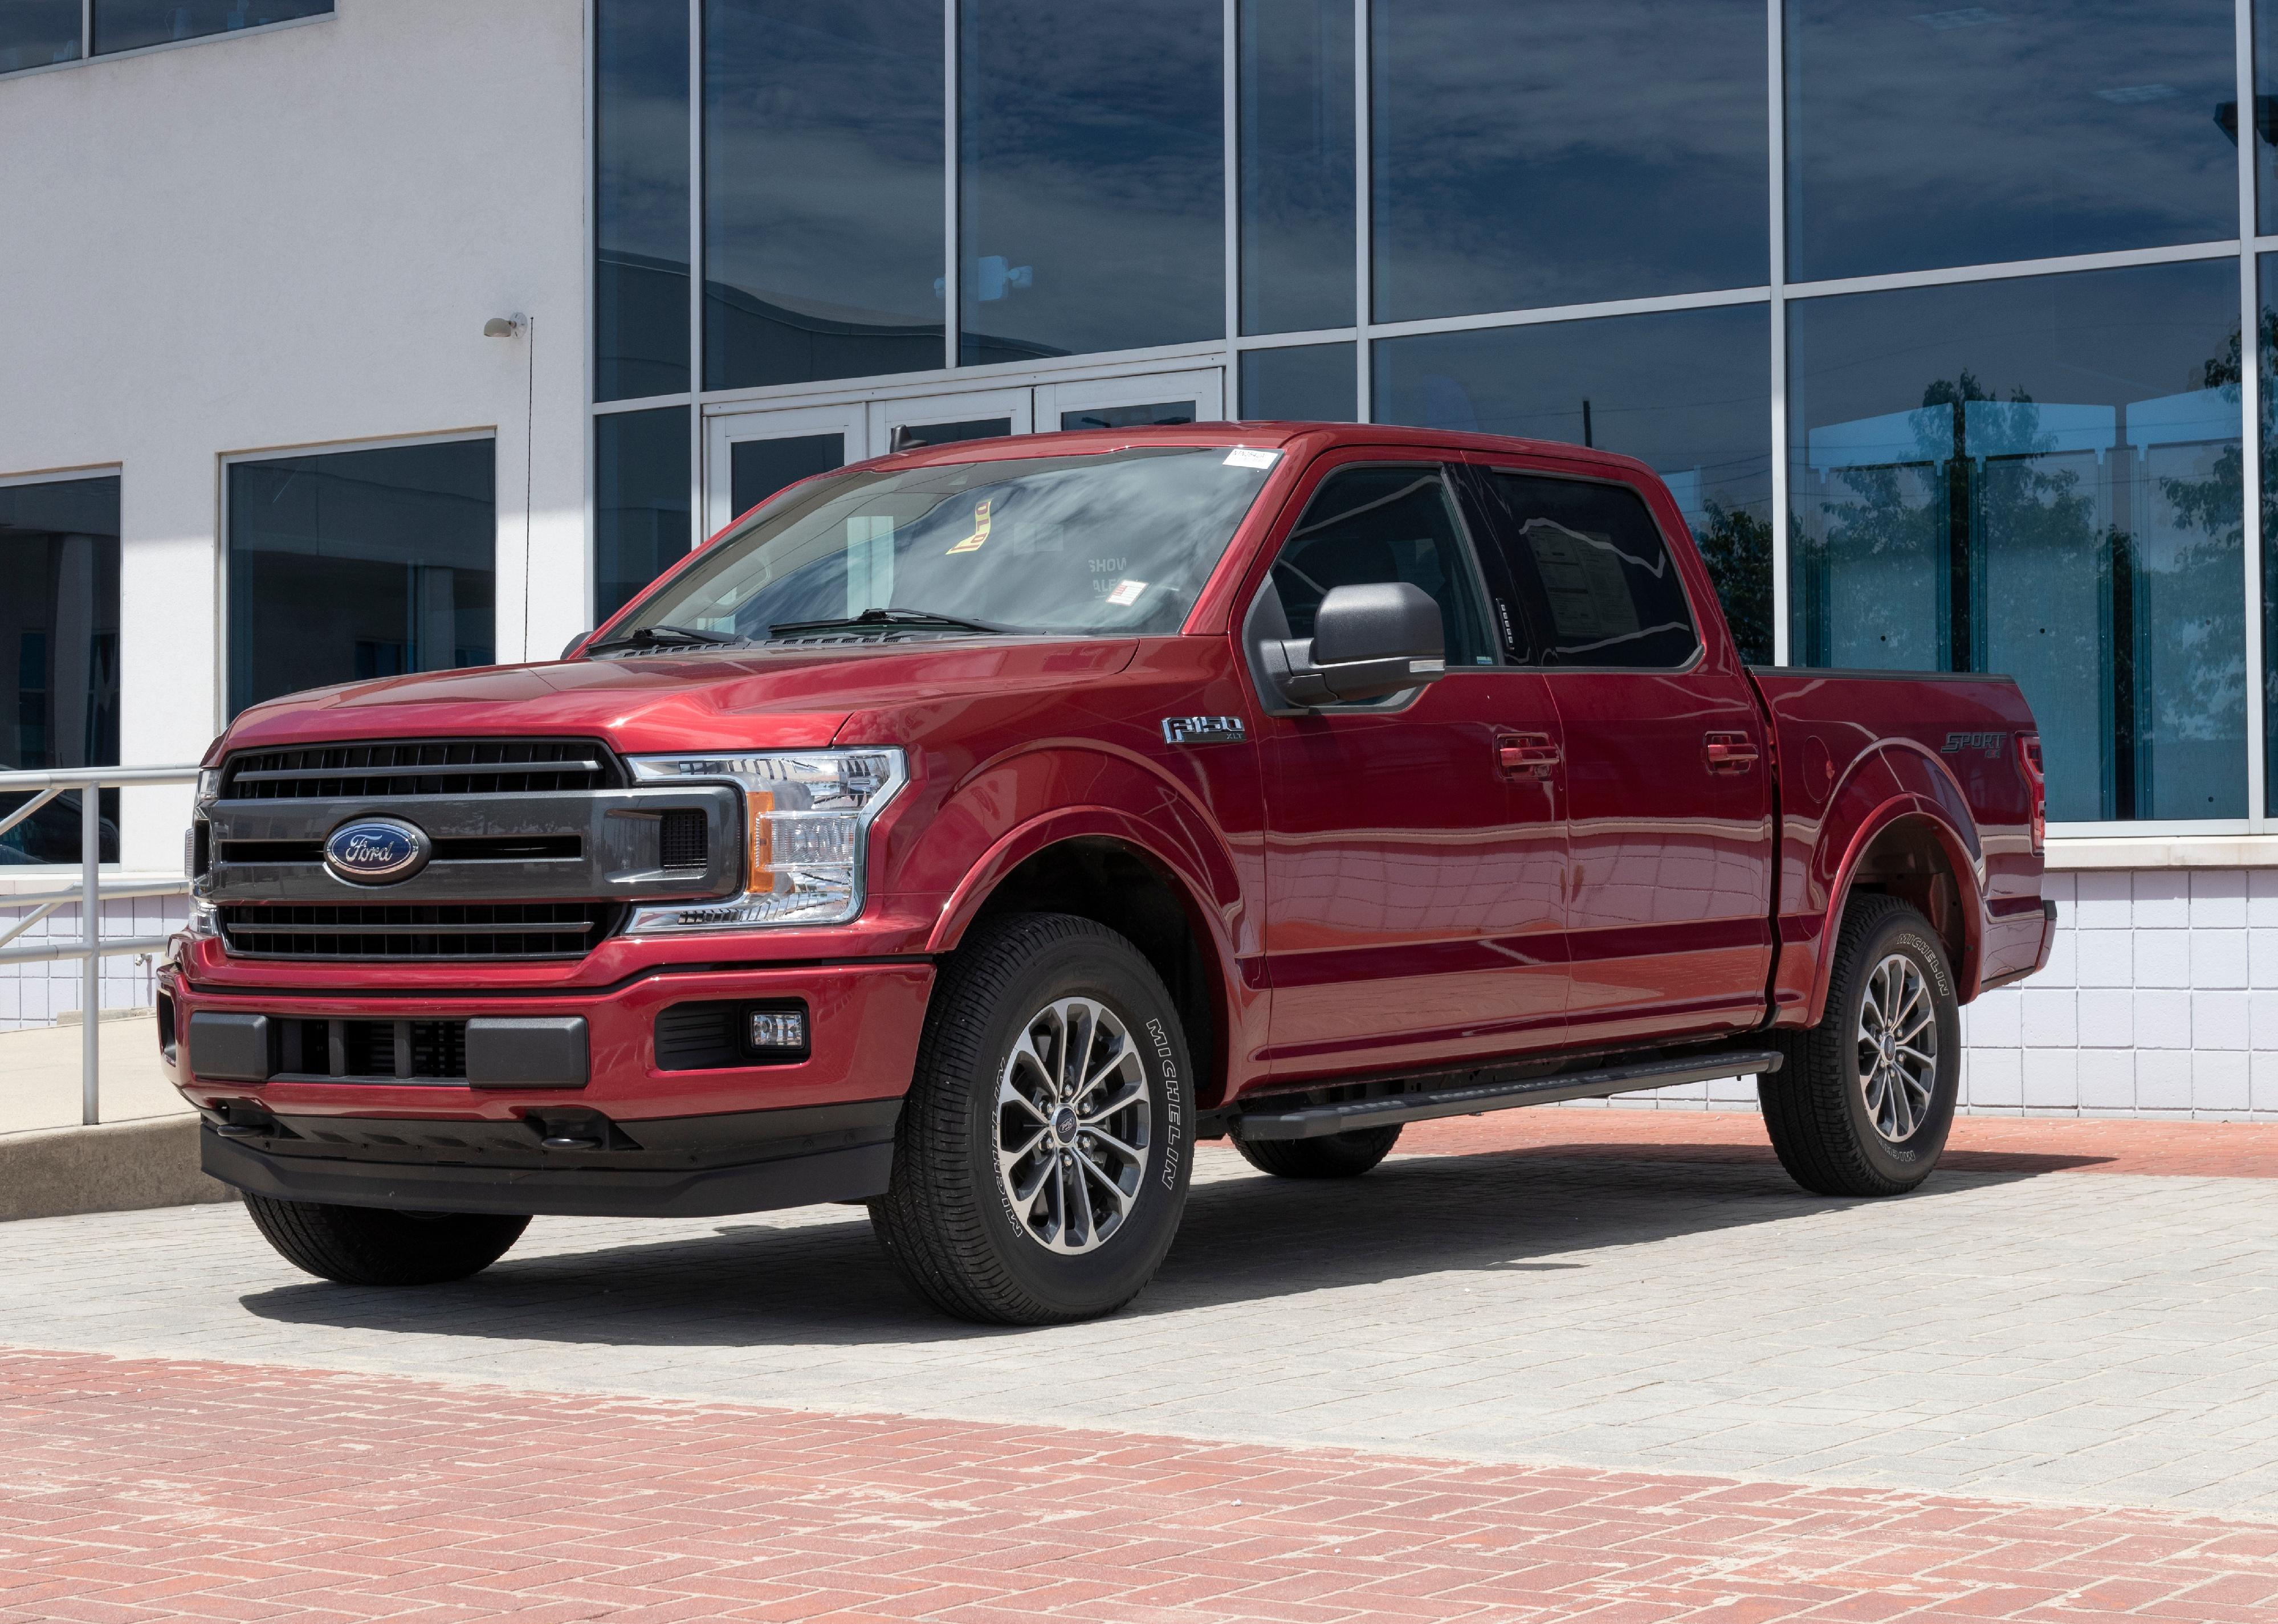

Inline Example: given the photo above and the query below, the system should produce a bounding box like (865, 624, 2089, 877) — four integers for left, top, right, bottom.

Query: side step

(1224, 1047, 1783, 1141)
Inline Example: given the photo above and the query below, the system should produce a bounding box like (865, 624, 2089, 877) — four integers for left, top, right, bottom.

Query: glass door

(703, 400, 868, 540)
(1036, 367, 1224, 431)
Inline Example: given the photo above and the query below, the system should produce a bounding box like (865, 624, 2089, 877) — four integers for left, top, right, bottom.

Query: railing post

(81, 784, 100, 1127)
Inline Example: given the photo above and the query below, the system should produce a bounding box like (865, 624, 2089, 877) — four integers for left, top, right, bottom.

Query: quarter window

(1272, 466, 1494, 668)
(1470, 472, 1699, 669)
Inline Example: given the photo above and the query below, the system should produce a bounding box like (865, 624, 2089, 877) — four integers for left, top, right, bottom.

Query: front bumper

(199, 1099, 899, 1218)
(163, 957, 935, 1125)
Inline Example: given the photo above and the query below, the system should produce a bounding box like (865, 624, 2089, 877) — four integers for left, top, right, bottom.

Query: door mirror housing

(560, 630, 593, 660)
(1253, 581, 1448, 709)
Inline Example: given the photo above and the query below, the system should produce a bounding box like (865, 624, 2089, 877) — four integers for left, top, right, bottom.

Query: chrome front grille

(220, 737, 620, 800)
(218, 901, 618, 961)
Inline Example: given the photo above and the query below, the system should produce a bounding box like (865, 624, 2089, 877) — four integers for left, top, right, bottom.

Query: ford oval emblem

(323, 817, 431, 885)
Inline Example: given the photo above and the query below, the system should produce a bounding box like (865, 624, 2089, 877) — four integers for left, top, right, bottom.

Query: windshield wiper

(767, 606, 1016, 639)
(582, 623, 744, 656)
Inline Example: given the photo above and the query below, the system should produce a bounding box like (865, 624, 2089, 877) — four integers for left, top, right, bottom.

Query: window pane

(1240, 0, 1352, 334)
(227, 440, 495, 718)
(960, 1, 1222, 364)
(1241, 342, 1356, 422)
(1787, 2, 2237, 285)
(596, 0, 689, 401)
(2259, 256, 2278, 814)
(1274, 468, 1493, 667)
(1372, 1, 1766, 323)
(731, 433, 845, 521)
(2, 2, 81, 73)
(595, 408, 691, 626)
(92, 1, 327, 54)
(2258, 3, 2278, 235)
(0, 478, 120, 864)
(1790, 263, 2245, 824)
(705, 2, 943, 389)
(1374, 305, 1773, 663)
(1468, 474, 1698, 670)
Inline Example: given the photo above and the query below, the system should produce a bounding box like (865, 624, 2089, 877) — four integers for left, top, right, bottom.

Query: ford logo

(323, 817, 431, 885)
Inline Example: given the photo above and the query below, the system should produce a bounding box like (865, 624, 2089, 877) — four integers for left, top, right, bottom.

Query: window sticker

(1106, 578, 1148, 606)
(1223, 447, 1279, 470)
(945, 497, 992, 554)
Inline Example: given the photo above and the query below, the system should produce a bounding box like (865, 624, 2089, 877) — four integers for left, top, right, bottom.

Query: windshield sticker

(1223, 447, 1279, 470)
(945, 497, 992, 555)
(1106, 579, 1148, 607)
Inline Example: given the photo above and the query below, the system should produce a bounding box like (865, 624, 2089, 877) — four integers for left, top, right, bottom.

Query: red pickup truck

(163, 423, 2054, 1324)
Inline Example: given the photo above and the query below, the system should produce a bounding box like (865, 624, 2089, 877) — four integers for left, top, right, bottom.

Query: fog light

(748, 1007, 808, 1053)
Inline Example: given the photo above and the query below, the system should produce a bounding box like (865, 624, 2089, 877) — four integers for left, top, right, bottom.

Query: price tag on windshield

(1223, 448, 1279, 470)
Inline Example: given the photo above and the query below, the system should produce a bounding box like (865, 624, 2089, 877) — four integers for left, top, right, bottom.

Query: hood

(222, 637, 1141, 755)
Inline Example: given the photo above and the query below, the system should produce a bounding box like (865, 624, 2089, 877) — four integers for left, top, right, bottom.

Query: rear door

(1251, 453, 1569, 1081)
(1458, 459, 1774, 1048)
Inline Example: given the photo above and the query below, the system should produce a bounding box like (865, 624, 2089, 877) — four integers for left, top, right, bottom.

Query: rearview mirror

(1255, 581, 1447, 708)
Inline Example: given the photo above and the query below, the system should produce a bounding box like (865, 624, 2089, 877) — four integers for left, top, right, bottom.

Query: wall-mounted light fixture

(483, 315, 527, 337)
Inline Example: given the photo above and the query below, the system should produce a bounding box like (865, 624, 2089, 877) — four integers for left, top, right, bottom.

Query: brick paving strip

(5, 1347, 2278, 1623)
(1391, 1108, 2278, 1179)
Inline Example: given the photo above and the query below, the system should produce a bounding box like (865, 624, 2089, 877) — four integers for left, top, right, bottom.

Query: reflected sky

(595, 0, 688, 399)
(960, 1, 1222, 362)
(1372, 1, 1767, 321)
(1787, 1, 2237, 284)
(705, 2, 943, 389)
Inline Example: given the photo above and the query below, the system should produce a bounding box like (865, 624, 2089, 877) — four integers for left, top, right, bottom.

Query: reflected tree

(1694, 501, 1771, 664)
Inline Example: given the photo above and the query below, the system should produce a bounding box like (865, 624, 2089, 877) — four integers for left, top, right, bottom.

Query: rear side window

(1272, 466, 1494, 668)
(1471, 471, 1698, 668)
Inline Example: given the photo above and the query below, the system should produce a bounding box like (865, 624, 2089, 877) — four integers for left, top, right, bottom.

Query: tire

(242, 1194, 529, 1286)
(869, 912, 1194, 1325)
(1235, 1124, 1403, 1179)
(1760, 893, 1961, 1197)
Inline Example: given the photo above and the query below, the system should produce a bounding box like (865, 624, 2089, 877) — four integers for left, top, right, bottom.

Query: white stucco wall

(0, 0, 590, 872)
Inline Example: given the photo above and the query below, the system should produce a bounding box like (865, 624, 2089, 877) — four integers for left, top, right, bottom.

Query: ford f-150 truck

(163, 422, 2055, 1324)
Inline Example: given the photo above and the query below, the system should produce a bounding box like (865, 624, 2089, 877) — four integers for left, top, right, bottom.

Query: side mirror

(560, 630, 593, 660)
(1254, 581, 1447, 709)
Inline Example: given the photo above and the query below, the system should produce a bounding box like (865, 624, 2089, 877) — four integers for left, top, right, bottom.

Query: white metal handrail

(0, 765, 200, 1125)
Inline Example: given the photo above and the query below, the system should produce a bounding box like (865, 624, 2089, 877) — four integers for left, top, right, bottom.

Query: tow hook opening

(520, 1107, 639, 1154)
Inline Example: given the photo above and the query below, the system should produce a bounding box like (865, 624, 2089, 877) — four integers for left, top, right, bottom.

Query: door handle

(1704, 732, 1758, 773)
(1497, 732, 1560, 779)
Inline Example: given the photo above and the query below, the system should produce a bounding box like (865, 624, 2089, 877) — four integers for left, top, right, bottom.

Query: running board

(1224, 1047, 1784, 1141)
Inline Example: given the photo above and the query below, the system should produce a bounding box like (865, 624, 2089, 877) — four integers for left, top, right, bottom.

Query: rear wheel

(243, 1194, 529, 1286)
(1235, 1125, 1403, 1179)
(870, 912, 1193, 1325)
(1761, 893, 1959, 1197)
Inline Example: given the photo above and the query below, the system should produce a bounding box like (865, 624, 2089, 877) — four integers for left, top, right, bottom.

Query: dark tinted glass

(1241, 0, 1352, 334)
(1787, 2, 2236, 284)
(1274, 467, 1493, 667)
(1468, 473, 1698, 669)
(704, 2, 943, 389)
(595, 408, 692, 625)
(0, 478, 120, 864)
(1, 2, 80, 72)
(1241, 342, 1356, 422)
(1790, 263, 2244, 823)
(2257, 256, 2278, 813)
(730, 432, 844, 521)
(1374, 304, 1773, 663)
(1372, 1, 1766, 323)
(960, 1, 1222, 364)
(2259, 3, 2278, 235)
(595, 0, 688, 400)
(1059, 402, 1197, 431)
(227, 440, 495, 718)
(92, 0, 327, 54)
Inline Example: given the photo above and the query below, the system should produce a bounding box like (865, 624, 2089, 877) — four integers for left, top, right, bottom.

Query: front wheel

(243, 1194, 529, 1286)
(1760, 893, 1961, 1197)
(869, 912, 1194, 1325)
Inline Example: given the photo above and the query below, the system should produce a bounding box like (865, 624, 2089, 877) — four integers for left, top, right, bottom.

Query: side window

(1272, 465, 1494, 668)
(1472, 471, 1699, 669)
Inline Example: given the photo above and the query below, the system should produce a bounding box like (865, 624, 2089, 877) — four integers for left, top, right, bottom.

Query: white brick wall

(1597, 868, 2278, 1120)
(0, 893, 190, 1033)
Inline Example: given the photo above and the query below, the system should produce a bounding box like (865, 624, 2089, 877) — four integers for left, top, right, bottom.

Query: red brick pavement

(5, 1347, 2276, 1623)
(1388, 1108, 2278, 1180)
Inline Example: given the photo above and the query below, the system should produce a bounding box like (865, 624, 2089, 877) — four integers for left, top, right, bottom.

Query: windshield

(608, 445, 1279, 647)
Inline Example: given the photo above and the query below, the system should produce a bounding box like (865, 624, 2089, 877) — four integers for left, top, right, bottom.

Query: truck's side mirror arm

(1245, 578, 1448, 713)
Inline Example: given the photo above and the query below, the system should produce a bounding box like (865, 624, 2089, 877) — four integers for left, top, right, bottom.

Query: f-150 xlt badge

(1162, 716, 1246, 746)
(323, 817, 432, 884)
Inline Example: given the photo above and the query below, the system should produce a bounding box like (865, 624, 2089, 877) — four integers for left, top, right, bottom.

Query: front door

(1253, 455, 1569, 1083)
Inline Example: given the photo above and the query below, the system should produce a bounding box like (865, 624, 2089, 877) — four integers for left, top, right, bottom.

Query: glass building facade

(594, 1, 2278, 836)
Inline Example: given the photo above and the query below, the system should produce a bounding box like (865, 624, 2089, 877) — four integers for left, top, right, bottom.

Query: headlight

(196, 767, 222, 804)
(624, 749, 907, 930)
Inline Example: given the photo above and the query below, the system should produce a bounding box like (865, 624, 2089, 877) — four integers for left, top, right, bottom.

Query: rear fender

(1792, 743, 1987, 1027)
